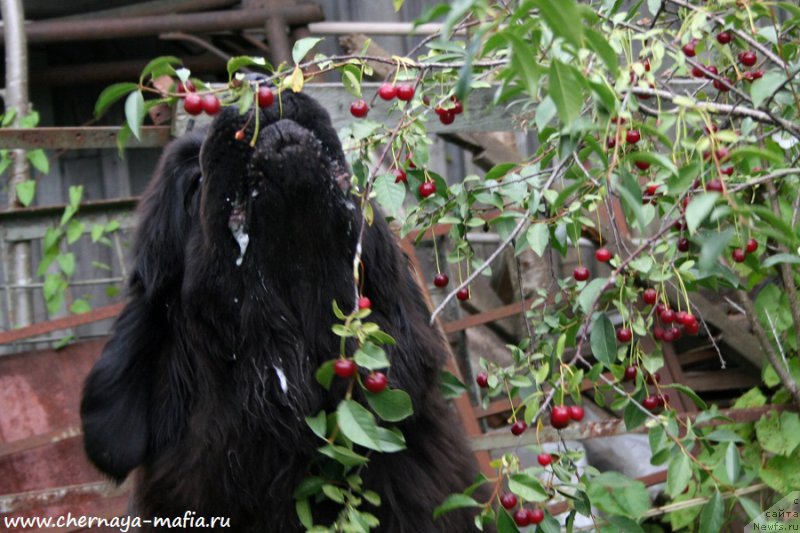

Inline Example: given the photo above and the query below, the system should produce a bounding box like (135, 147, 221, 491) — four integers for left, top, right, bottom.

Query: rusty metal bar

(0, 303, 124, 345)
(470, 404, 797, 451)
(10, 5, 325, 44)
(0, 126, 171, 150)
(30, 55, 226, 86)
(55, 0, 238, 20)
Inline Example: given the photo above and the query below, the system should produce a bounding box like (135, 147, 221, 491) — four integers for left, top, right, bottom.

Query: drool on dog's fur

(81, 92, 482, 531)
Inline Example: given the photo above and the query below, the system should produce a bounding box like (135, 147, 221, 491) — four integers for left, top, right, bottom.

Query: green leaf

(439, 370, 468, 399)
(318, 443, 369, 467)
(626, 151, 678, 177)
(623, 400, 648, 430)
(341, 65, 362, 98)
(392, 0, 404, 11)
(590, 313, 616, 366)
(724, 442, 740, 484)
(586, 471, 650, 519)
(57, 252, 76, 277)
(507, 33, 541, 96)
(532, 0, 583, 48)
(584, 28, 619, 78)
(66, 221, 84, 244)
(26, 149, 49, 174)
(755, 411, 800, 456)
(305, 411, 327, 440)
(685, 192, 720, 235)
(139, 55, 181, 84)
(226, 56, 268, 78)
(70, 299, 91, 314)
(699, 490, 725, 533)
(549, 61, 583, 126)
(124, 90, 146, 141)
(666, 451, 692, 497)
(578, 277, 607, 314)
(663, 383, 707, 410)
(526, 223, 550, 257)
(508, 473, 548, 502)
(375, 426, 406, 452)
(15, 180, 35, 206)
(698, 228, 734, 273)
(292, 37, 324, 64)
(433, 494, 481, 520)
(315, 360, 335, 390)
(497, 508, 521, 533)
(762, 253, 800, 268)
(373, 173, 406, 216)
(295, 498, 313, 529)
(608, 516, 646, 533)
(365, 388, 413, 423)
(750, 71, 786, 108)
(94, 82, 139, 117)
(615, 170, 652, 233)
(737, 497, 762, 521)
(354, 342, 390, 370)
(336, 399, 382, 451)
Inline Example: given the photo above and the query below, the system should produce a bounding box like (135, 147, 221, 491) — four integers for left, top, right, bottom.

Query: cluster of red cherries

(682, 31, 763, 91)
(330, 296, 388, 393)
(179, 80, 276, 118)
(430, 272, 470, 301)
(500, 493, 546, 527)
(643, 288, 700, 340)
(623, 366, 669, 411)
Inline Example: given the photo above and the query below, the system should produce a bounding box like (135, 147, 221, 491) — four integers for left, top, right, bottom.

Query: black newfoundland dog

(81, 91, 482, 531)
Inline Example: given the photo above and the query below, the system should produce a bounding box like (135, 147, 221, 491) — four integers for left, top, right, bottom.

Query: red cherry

(716, 31, 732, 44)
(706, 179, 723, 192)
(616, 328, 632, 343)
(721, 166, 734, 176)
(595, 248, 612, 262)
(662, 328, 675, 342)
(201, 94, 220, 115)
(732, 248, 747, 263)
(527, 509, 545, 525)
(713, 78, 733, 92)
(704, 124, 719, 134)
(738, 51, 757, 67)
(745, 239, 758, 254)
(456, 287, 470, 301)
(434, 105, 448, 117)
(177, 79, 195, 93)
(419, 182, 436, 198)
(678, 237, 690, 252)
(500, 493, 517, 510)
(675, 310, 688, 325)
(451, 100, 463, 114)
(573, 266, 590, 281)
(378, 83, 397, 100)
(422, 95, 431, 106)
(551, 406, 571, 429)
(680, 312, 697, 327)
(643, 288, 658, 305)
(626, 130, 641, 144)
(670, 326, 683, 341)
(743, 70, 764, 82)
(234, 130, 245, 141)
(476, 372, 489, 388)
(635, 160, 651, 171)
(660, 308, 675, 324)
(365, 372, 388, 393)
(433, 273, 449, 288)
(610, 116, 627, 125)
(647, 184, 661, 196)
(257, 86, 275, 108)
(647, 372, 662, 384)
(350, 99, 369, 118)
(642, 58, 651, 71)
(537, 453, 552, 466)
(510, 420, 527, 435)
(183, 93, 203, 115)
(513, 509, 530, 527)
(607, 137, 617, 149)
(704, 65, 719, 79)
(392, 168, 407, 184)
(439, 110, 455, 125)
(684, 318, 700, 335)
(682, 41, 697, 57)
(624, 366, 638, 381)
(653, 326, 666, 341)
(396, 84, 415, 102)
(358, 296, 372, 310)
(334, 359, 357, 378)
(643, 395, 659, 410)
(569, 405, 585, 421)
(691, 66, 705, 78)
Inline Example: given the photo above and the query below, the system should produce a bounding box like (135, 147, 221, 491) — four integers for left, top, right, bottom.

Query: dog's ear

(80, 294, 165, 480)
(81, 132, 203, 480)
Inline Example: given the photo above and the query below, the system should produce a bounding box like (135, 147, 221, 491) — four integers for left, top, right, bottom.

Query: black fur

(81, 92, 483, 531)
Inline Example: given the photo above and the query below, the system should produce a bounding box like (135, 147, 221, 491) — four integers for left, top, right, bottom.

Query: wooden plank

(441, 297, 539, 334)
(0, 126, 170, 150)
(683, 370, 760, 393)
(0, 481, 130, 513)
(0, 425, 81, 459)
